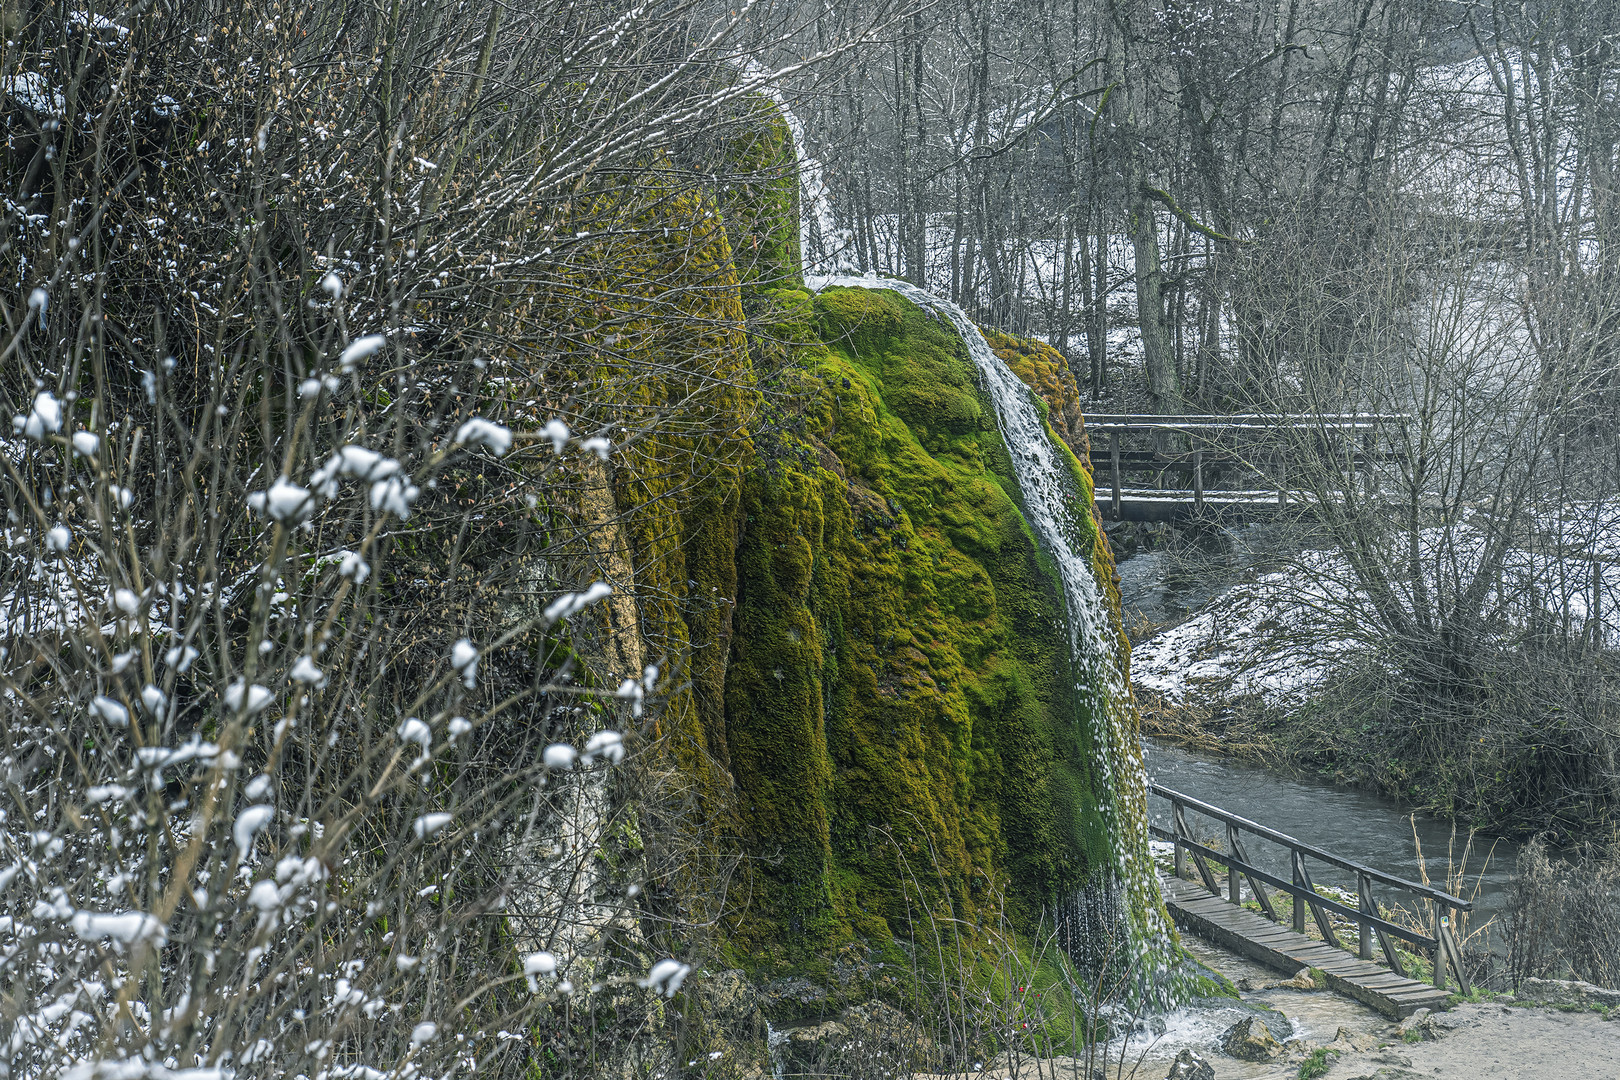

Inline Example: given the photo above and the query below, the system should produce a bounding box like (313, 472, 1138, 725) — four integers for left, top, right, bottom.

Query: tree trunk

(1128, 172, 1181, 411)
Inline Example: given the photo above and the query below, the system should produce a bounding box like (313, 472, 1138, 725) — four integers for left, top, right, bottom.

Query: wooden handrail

(1147, 825, 1437, 949)
(1148, 782, 1473, 994)
(1148, 783, 1471, 909)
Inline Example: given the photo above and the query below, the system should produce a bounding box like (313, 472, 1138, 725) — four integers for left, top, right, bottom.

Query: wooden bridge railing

(1085, 413, 1409, 520)
(1147, 783, 1472, 994)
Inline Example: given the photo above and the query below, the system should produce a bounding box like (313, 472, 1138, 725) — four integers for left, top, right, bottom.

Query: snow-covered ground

(1130, 502, 1620, 710)
(1129, 553, 1359, 708)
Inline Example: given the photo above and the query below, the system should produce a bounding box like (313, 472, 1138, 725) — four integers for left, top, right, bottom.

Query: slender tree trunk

(1128, 171, 1181, 411)
(1089, 203, 1108, 396)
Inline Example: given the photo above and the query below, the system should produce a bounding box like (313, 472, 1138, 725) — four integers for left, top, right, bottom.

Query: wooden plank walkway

(1162, 876, 1454, 1019)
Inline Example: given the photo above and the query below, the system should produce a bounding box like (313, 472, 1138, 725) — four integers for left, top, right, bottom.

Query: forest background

(3, 0, 1620, 1077)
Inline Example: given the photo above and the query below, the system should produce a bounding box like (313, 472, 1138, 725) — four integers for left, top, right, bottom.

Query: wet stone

(1219, 1016, 1283, 1061)
(1164, 1047, 1216, 1080)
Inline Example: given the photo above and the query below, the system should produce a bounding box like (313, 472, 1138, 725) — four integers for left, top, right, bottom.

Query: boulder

(1330, 1026, 1379, 1052)
(1165, 1047, 1216, 1080)
(1220, 1016, 1282, 1061)
(1394, 1007, 1434, 1041)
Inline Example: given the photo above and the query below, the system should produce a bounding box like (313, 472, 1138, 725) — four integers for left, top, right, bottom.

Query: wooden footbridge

(1086, 413, 1407, 523)
(1149, 783, 1469, 1018)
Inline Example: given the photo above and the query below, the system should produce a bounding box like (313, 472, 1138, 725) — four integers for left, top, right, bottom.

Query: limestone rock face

(1164, 1047, 1216, 1079)
(1220, 1016, 1282, 1061)
(705, 969, 769, 1048)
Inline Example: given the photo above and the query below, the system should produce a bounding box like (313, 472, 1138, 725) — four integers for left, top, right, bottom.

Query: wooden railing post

(1432, 900, 1447, 990)
(1361, 429, 1374, 502)
(1193, 447, 1205, 513)
(1226, 823, 1241, 904)
(1172, 797, 1186, 881)
(1357, 872, 1374, 960)
(1438, 904, 1469, 995)
(1292, 853, 1306, 934)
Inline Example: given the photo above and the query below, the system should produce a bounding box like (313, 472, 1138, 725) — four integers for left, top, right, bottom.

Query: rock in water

(1220, 1016, 1282, 1061)
(1165, 1047, 1216, 1079)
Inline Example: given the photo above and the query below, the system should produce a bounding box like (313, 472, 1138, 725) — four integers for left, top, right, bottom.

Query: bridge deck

(1091, 490, 1304, 522)
(1162, 876, 1453, 1019)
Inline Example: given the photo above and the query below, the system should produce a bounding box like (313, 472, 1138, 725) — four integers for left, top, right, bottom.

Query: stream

(1144, 737, 1520, 927)
(1103, 545, 1525, 1077)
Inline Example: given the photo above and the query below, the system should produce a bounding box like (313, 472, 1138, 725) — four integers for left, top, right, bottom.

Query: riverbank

(949, 932, 1618, 1080)
(1118, 518, 1620, 841)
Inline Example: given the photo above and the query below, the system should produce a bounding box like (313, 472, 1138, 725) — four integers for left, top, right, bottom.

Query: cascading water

(809, 273, 1175, 995)
(747, 72, 1175, 999)
(738, 64, 857, 274)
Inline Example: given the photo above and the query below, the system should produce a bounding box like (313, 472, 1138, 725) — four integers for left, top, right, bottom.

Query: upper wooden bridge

(1084, 413, 1408, 523)
(1149, 783, 1470, 1018)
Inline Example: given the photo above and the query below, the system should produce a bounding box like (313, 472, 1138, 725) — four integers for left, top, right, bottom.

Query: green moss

(720, 98, 802, 290)
(723, 286, 1132, 971)
(501, 101, 1161, 1004)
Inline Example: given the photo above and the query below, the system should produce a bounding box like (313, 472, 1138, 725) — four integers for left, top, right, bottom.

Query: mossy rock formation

(722, 284, 1126, 969)
(543, 97, 1162, 1003)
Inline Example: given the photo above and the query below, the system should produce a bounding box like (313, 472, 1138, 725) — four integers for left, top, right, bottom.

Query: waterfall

(748, 72, 1174, 995)
(739, 64, 857, 274)
(807, 273, 1173, 993)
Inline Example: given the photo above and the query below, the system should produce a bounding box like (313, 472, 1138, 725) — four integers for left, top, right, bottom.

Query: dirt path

(1013, 932, 1620, 1080)
(1317, 1001, 1619, 1080)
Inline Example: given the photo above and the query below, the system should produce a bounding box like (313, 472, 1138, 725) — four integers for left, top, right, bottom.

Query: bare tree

(0, 0, 891, 1074)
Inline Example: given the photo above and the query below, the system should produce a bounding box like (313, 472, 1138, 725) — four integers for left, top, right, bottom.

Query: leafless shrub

(0, 0, 892, 1075)
(1506, 836, 1620, 990)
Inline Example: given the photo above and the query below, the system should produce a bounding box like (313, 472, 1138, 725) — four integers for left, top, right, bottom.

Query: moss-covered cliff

(549, 97, 1161, 1007)
(724, 285, 1105, 966)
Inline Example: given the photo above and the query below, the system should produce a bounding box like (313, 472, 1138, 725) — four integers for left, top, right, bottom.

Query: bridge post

(1362, 430, 1374, 502)
(1432, 901, 1447, 989)
(1110, 433, 1121, 519)
(1357, 872, 1374, 961)
(1291, 853, 1306, 934)
(1193, 448, 1204, 513)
